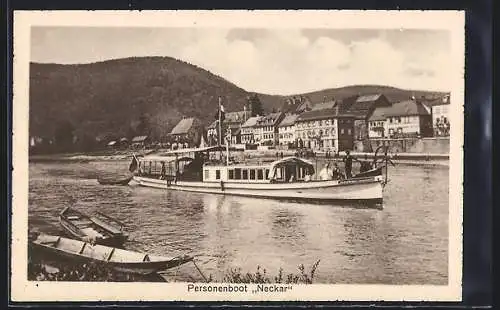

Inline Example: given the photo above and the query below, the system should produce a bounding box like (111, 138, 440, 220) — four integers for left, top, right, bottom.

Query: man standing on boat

(343, 150, 360, 179)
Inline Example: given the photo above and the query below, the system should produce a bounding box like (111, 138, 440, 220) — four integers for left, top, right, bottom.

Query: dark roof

(347, 93, 389, 118)
(278, 114, 298, 127)
(384, 100, 430, 117)
(131, 135, 148, 142)
(296, 108, 355, 122)
(280, 97, 313, 114)
(423, 95, 450, 107)
(171, 118, 195, 135)
(255, 112, 283, 127)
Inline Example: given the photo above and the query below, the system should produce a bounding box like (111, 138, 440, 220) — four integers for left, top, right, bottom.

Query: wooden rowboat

(30, 234, 194, 275)
(97, 173, 133, 185)
(59, 207, 128, 247)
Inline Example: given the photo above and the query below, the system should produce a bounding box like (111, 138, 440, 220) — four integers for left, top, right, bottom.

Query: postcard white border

(12, 10, 464, 302)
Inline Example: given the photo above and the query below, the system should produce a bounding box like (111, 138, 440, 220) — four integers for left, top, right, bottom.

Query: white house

(240, 116, 261, 144)
(277, 114, 298, 147)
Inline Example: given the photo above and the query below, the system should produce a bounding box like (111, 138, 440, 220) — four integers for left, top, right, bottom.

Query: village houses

(368, 98, 433, 138)
(427, 95, 451, 136)
(240, 116, 260, 144)
(295, 101, 356, 152)
(277, 114, 299, 147)
(253, 112, 285, 146)
(207, 109, 251, 145)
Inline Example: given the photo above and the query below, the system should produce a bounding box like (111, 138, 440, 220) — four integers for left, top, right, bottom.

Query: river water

(28, 160, 449, 284)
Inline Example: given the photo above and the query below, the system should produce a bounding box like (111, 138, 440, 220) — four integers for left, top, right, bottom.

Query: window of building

(257, 169, 263, 180)
(390, 118, 393, 123)
(397, 117, 401, 123)
(204, 170, 209, 180)
(215, 170, 221, 180)
(347, 129, 352, 135)
(265, 169, 270, 179)
(250, 170, 256, 180)
(235, 168, 241, 180)
(341, 128, 345, 134)
(242, 169, 248, 179)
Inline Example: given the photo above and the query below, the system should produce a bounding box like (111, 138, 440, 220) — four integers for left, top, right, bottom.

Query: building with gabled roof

(368, 99, 433, 138)
(241, 116, 261, 144)
(295, 107, 356, 151)
(254, 112, 285, 146)
(170, 117, 204, 147)
(277, 114, 299, 147)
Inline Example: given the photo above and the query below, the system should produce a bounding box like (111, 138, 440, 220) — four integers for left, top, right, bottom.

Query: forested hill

(29, 57, 284, 142)
(29, 56, 447, 145)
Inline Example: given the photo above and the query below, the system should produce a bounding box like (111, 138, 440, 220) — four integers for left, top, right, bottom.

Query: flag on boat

(214, 97, 225, 122)
(129, 154, 139, 172)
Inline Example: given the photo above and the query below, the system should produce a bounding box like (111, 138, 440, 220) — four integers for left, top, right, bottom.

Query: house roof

(424, 95, 451, 107)
(356, 94, 382, 103)
(131, 135, 148, 142)
(278, 114, 299, 127)
(347, 94, 389, 118)
(241, 116, 261, 128)
(280, 96, 313, 114)
(225, 110, 251, 123)
(311, 100, 337, 111)
(384, 100, 430, 117)
(171, 118, 195, 135)
(368, 106, 393, 121)
(255, 112, 283, 127)
(296, 108, 355, 122)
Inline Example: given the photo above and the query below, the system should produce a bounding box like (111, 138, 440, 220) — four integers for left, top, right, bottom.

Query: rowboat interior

(32, 234, 192, 267)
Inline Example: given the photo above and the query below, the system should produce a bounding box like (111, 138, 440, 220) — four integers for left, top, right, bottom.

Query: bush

(215, 260, 320, 284)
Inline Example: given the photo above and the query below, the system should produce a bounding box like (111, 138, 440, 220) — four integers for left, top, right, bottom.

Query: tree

(54, 120, 75, 151)
(248, 94, 264, 117)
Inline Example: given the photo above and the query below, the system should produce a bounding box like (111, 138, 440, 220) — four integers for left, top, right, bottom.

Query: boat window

(250, 169, 256, 180)
(242, 169, 248, 179)
(257, 169, 263, 180)
(265, 169, 270, 179)
(204, 170, 209, 180)
(235, 168, 242, 180)
(216, 170, 221, 180)
(228, 169, 234, 180)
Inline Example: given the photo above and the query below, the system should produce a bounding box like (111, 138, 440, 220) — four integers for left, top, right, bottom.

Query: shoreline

(29, 149, 449, 167)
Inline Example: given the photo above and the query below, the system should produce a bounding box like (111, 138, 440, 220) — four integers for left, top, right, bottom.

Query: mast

(218, 96, 222, 146)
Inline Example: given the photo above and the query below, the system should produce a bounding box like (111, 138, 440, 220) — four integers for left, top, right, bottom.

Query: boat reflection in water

(132, 146, 386, 207)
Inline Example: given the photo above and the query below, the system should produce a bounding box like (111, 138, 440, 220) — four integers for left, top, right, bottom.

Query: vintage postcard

(12, 10, 464, 302)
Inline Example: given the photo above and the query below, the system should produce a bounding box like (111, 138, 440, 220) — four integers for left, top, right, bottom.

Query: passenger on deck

(332, 163, 343, 180)
(304, 171, 312, 182)
(319, 163, 333, 180)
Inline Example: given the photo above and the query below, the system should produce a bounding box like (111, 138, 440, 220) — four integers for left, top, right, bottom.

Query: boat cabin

(137, 145, 316, 184)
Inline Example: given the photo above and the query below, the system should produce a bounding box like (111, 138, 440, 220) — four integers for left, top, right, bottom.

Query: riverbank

(29, 148, 449, 167)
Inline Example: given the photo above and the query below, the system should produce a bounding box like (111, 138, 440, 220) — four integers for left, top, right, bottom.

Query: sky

(31, 27, 452, 95)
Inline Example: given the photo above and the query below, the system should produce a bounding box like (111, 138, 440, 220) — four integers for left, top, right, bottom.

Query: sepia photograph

(12, 10, 464, 302)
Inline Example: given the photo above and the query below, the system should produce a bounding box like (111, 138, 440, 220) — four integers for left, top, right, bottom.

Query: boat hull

(29, 237, 193, 275)
(134, 176, 384, 204)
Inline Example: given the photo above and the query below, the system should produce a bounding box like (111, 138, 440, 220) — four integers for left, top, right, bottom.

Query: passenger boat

(97, 173, 133, 185)
(131, 145, 386, 204)
(29, 233, 194, 275)
(59, 207, 128, 247)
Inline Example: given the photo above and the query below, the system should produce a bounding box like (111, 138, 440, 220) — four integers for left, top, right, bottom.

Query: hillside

(29, 56, 447, 147)
(29, 57, 284, 143)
